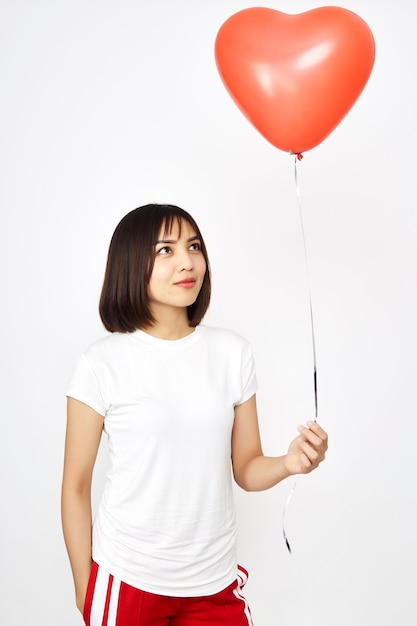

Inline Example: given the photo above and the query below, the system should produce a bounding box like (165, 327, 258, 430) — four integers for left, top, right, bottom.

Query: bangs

(157, 213, 189, 239)
(161, 213, 184, 239)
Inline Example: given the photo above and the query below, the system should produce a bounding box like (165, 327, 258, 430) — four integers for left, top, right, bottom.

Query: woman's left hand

(284, 421, 328, 475)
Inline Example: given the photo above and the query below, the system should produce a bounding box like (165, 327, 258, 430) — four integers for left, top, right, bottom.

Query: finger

(299, 440, 320, 465)
(307, 421, 328, 445)
(297, 425, 323, 448)
(296, 449, 314, 471)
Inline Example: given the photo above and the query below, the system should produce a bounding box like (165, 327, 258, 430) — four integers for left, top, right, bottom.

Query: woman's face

(147, 219, 207, 318)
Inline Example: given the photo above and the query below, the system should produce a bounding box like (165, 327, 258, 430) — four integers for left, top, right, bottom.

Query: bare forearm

(61, 487, 93, 609)
(234, 454, 291, 492)
(233, 420, 328, 492)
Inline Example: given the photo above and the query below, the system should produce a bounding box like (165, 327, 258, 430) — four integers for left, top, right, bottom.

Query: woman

(61, 203, 328, 626)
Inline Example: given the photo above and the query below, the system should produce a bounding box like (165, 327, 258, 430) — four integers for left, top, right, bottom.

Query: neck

(142, 308, 194, 340)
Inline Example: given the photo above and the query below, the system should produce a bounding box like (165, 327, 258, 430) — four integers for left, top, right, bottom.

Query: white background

(1, 1, 416, 624)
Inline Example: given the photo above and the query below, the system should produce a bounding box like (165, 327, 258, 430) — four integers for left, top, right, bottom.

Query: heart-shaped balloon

(215, 7, 375, 154)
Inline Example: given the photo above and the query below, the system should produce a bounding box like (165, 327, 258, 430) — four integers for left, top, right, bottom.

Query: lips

(174, 278, 197, 288)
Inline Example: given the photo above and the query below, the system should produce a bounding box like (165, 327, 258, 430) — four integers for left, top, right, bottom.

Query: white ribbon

(282, 154, 318, 554)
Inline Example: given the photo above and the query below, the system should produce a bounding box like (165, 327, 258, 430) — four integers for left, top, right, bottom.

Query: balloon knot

(296, 153, 303, 161)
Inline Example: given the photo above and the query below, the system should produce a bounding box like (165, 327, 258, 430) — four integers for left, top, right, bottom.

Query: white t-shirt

(67, 325, 257, 597)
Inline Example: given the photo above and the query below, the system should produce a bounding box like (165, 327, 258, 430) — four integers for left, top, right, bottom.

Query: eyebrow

(155, 235, 200, 244)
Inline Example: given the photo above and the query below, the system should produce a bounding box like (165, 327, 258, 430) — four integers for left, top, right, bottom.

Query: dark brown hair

(99, 204, 211, 333)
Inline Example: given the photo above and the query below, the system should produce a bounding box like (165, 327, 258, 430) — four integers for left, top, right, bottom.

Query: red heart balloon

(215, 7, 375, 154)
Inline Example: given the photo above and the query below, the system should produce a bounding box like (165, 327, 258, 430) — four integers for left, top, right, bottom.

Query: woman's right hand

(75, 569, 91, 616)
(76, 593, 85, 616)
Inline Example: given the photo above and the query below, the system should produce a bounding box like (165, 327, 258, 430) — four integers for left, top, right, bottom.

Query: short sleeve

(67, 353, 106, 416)
(235, 342, 258, 406)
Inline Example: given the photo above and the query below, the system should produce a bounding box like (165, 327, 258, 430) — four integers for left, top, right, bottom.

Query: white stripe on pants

(89, 565, 121, 626)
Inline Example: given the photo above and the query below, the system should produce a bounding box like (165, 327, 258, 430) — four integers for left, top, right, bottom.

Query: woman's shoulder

(200, 325, 252, 349)
(80, 331, 131, 360)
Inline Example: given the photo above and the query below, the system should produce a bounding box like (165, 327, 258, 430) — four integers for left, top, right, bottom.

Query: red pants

(83, 562, 253, 626)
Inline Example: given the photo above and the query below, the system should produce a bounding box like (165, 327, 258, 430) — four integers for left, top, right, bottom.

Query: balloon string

(294, 156, 318, 422)
(282, 155, 319, 554)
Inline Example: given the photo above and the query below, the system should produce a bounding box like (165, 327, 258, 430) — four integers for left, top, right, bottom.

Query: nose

(177, 248, 194, 271)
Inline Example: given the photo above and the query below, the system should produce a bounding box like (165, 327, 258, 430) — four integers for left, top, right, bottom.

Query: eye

(156, 246, 172, 255)
(189, 242, 201, 251)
